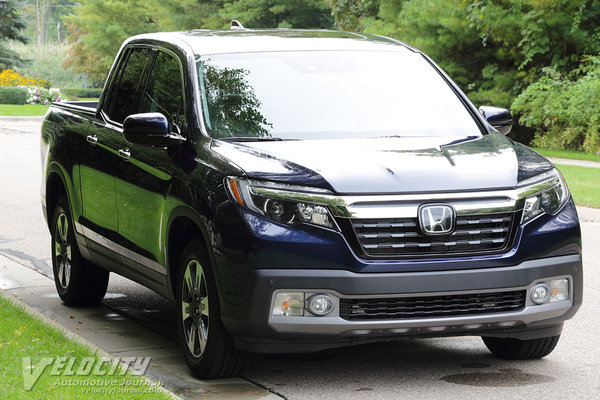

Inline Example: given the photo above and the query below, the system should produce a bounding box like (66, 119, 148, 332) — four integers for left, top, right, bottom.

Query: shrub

(0, 69, 50, 89)
(62, 87, 103, 99)
(512, 59, 600, 153)
(0, 86, 28, 105)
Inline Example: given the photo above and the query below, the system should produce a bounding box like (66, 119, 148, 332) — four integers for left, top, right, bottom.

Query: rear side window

(141, 52, 185, 131)
(106, 48, 153, 124)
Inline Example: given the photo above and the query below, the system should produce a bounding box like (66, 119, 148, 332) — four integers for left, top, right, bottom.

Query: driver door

(115, 49, 187, 284)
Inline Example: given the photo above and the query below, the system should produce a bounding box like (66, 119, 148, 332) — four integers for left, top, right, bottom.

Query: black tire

(482, 335, 561, 360)
(51, 196, 109, 306)
(175, 238, 244, 379)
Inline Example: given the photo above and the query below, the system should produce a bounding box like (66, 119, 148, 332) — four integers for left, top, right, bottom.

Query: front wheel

(482, 335, 561, 360)
(51, 196, 109, 306)
(175, 238, 244, 379)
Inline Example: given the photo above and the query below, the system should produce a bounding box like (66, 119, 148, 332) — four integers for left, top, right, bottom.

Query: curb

(0, 253, 282, 400)
(0, 260, 183, 400)
(2, 291, 183, 400)
(0, 116, 45, 120)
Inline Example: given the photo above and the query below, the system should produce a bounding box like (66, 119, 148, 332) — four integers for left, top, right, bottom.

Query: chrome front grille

(351, 212, 516, 257)
(339, 290, 527, 320)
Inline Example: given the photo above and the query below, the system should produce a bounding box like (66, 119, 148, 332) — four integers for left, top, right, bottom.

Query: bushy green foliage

(220, 0, 333, 29)
(0, 0, 28, 70)
(0, 86, 28, 104)
(145, 0, 225, 30)
(62, 86, 103, 98)
(64, 0, 333, 83)
(512, 57, 600, 153)
(359, 0, 600, 106)
(63, 0, 158, 84)
(330, 0, 379, 31)
(331, 0, 600, 147)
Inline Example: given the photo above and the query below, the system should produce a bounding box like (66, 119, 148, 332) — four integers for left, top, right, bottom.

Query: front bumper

(222, 254, 582, 353)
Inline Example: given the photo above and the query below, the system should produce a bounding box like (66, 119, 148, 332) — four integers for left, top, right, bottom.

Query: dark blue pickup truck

(41, 28, 582, 378)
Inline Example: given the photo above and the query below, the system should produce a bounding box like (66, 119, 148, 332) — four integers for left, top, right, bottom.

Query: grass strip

(0, 294, 174, 399)
(555, 164, 600, 209)
(0, 104, 49, 116)
(533, 147, 600, 163)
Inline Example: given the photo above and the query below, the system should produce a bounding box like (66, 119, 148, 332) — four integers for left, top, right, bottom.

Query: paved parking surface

(1, 118, 598, 399)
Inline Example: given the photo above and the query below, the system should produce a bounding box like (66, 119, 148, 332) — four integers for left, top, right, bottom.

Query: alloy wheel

(54, 212, 72, 289)
(181, 259, 210, 357)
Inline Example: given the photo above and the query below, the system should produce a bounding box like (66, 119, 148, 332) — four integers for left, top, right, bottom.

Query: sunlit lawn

(555, 164, 600, 208)
(533, 147, 600, 163)
(0, 104, 49, 116)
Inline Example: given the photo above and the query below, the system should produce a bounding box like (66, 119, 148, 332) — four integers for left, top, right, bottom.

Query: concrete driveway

(1, 117, 598, 399)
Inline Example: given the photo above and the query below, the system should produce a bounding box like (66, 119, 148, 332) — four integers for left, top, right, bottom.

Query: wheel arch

(45, 163, 78, 231)
(165, 206, 219, 302)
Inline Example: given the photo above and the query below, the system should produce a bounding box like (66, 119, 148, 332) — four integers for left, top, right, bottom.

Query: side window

(141, 52, 185, 131)
(106, 48, 153, 124)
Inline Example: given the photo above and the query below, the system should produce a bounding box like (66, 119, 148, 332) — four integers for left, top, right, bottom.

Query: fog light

(306, 294, 334, 316)
(531, 283, 551, 304)
(272, 293, 304, 316)
(550, 279, 569, 302)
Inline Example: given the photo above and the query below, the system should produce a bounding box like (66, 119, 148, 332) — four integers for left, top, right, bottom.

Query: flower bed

(26, 87, 61, 105)
(0, 69, 60, 105)
(0, 69, 50, 89)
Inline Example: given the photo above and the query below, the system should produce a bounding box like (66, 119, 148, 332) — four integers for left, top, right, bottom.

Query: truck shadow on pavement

(98, 285, 561, 396)
(243, 339, 556, 391)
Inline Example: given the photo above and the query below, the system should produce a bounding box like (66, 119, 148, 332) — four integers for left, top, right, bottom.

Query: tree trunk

(36, 0, 42, 47)
(35, 0, 53, 47)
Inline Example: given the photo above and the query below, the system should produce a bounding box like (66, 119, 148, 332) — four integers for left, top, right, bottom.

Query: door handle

(118, 148, 131, 161)
(86, 135, 98, 146)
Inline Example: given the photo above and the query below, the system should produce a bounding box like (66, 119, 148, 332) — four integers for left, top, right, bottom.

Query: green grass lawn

(533, 147, 600, 162)
(0, 294, 173, 399)
(555, 164, 600, 208)
(0, 104, 49, 116)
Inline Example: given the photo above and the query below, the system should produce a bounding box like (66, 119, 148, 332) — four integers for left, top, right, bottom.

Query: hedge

(0, 86, 28, 105)
(62, 87, 103, 98)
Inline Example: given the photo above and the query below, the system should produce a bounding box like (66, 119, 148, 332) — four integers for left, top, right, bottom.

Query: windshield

(197, 50, 482, 140)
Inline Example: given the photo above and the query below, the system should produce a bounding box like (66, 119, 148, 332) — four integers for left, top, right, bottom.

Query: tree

(0, 0, 28, 70)
(35, 0, 53, 46)
(63, 0, 158, 84)
(17, 0, 75, 45)
(146, 0, 226, 31)
(331, 0, 600, 145)
(512, 57, 600, 152)
(220, 0, 333, 29)
(330, 0, 379, 31)
(64, 0, 333, 86)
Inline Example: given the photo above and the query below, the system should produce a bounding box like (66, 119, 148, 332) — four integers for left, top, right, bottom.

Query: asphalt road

(1, 119, 599, 399)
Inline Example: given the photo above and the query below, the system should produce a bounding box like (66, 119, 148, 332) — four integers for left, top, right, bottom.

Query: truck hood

(211, 133, 553, 194)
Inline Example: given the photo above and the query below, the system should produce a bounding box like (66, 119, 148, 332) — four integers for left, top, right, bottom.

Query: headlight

(226, 177, 337, 229)
(520, 169, 569, 224)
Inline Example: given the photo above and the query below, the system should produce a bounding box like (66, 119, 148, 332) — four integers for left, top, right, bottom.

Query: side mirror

(478, 106, 512, 135)
(123, 112, 184, 146)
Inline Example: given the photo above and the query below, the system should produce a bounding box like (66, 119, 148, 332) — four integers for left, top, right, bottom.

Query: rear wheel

(482, 335, 561, 360)
(176, 238, 244, 378)
(51, 196, 109, 306)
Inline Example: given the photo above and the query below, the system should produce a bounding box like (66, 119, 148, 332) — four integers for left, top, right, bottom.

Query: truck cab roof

(127, 29, 417, 56)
